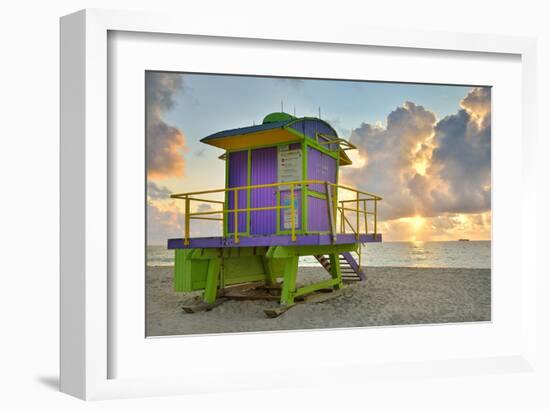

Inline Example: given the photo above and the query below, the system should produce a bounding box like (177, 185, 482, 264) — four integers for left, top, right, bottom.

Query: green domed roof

(262, 112, 296, 124)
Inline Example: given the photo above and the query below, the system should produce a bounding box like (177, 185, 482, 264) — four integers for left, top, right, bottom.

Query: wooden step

(314, 255, 332, 273)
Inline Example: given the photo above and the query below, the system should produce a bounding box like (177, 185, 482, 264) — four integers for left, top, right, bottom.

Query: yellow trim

(314, 133, 355, 166)
(339, 150, 352, 166)
(202, 129, 301, 150)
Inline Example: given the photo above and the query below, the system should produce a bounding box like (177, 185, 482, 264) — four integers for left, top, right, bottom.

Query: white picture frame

(60, 8, 539, 400)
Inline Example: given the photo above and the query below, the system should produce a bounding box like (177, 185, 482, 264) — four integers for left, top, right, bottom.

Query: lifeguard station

(168, 112, 382, 315)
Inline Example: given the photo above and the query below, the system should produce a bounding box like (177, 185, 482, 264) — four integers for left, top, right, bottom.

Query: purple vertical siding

(288, 119, 336, 140)
(306, 147, 336, 233)
(307, 147, 337, 193)
(227, 150, 248, 234)
(226, 143, 306, 236)
(250, 147, 277, 235)
(288, 119, 338, 151)
(308, 196, 330, 232)
(279, 191, 301, 231)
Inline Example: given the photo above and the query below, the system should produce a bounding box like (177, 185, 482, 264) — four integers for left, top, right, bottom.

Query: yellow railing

(338, 197, 378, 237)
(337, 195, 379, 267)
(171, 180, 381, 245)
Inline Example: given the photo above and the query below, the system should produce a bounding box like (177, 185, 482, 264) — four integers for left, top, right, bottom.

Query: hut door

(250, 147, 277, 235)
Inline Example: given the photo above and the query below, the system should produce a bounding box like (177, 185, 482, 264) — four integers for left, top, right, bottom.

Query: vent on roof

(262, 112, 295, 124)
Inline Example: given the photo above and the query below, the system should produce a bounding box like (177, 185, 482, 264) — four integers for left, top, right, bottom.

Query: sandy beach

(146, 266, 491, 336)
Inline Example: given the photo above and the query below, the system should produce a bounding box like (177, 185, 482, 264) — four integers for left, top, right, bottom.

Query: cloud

(460, 87, 491, 123)
(342, 87, 491, 226)
(147, 181, 172, 200)
(147, 192, 221, 244)
(146, 182, 182, 244)
(427, 95, 491, 213)
(146, 72, 186, 179)
(343, 101, 437, 220)
(147, 200, 184, 244)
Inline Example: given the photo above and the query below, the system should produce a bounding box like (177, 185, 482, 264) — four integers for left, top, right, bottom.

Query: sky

(146, 72, 491, 244)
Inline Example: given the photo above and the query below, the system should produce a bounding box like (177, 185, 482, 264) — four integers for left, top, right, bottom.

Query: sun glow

(379, 211, 491, 242)
(393, 215, 428, 242)
(410, 215, 425, 231)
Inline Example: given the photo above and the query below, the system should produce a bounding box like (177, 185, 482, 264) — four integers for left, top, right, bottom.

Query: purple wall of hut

(307, 147, 337, 192)
(226, 143, 337, 235)
(308, 196, 330, 232)
(250, 147, 277, 235)
(227, 150, 248, 233)
(306, 147, 337, 232)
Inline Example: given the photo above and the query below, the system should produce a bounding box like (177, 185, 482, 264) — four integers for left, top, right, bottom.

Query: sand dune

(146, 266, 491, 336)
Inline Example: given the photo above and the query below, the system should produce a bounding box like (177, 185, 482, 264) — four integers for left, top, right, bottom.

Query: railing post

(222, 199, 226, 236)
(234, 189, 239, 244)
(246, 184, 250, 236)
(290, 184, 296, 241)
(333, 185, 337, 232)
(184, 196, 190, 246)
(374, 199, 378, 239)
(340, 202, 345, 233)
(363, 199, 368, 235)
(356, 191, 360, 240)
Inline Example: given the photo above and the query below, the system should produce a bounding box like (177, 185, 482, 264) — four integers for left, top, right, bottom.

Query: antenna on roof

(318, 106, 321, 118)
(281, 100, 284, 112)
(293, 106, 296, 116)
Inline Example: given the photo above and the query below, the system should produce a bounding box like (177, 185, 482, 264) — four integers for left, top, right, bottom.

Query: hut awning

(339, 150, 352, 166)
(200, 120, 301, 151)
(201, 115, 356, 166)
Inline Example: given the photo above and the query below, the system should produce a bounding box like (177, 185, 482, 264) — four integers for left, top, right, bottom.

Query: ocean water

(147, 240, 490, 269)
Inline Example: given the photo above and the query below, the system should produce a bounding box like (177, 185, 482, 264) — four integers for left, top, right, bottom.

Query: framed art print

(60, 9, 539, 400)
(144, 71, 491, 335)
